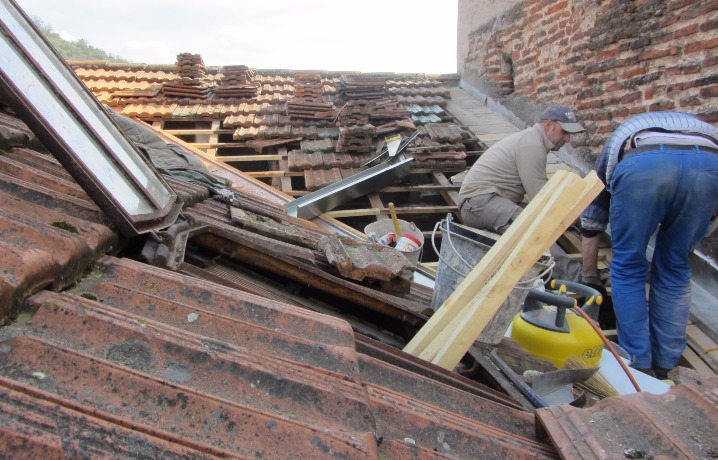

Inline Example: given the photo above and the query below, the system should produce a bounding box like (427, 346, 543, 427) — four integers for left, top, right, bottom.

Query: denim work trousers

(610, 146, 718, 369)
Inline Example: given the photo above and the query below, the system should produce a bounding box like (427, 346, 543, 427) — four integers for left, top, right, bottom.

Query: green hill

(32, 17, 127, 63)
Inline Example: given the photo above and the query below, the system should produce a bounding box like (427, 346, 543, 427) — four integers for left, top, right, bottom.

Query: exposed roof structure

(1, 2, 718, 458)
(69, 57, 477, 240)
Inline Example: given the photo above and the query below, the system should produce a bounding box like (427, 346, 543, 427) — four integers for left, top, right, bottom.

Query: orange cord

(572, 302, 642, 393)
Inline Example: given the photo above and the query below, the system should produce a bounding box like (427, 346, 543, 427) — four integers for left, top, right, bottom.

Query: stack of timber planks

(404, 170, 604, 370)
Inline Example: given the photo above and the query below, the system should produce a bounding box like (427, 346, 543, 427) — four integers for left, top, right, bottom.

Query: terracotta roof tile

(305, 168, 344, 191)
(0, 190, 116, 324)
(319, 234, 415, 282)
(0, 382, 223, 458)
(535, 372, 718, 459)
(301, 138, 336, 153)
(368, 385, 557, 459)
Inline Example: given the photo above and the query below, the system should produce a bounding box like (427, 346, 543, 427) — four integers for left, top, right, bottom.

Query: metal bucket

(365, 219, 424, 265)
(430, 216, 552, 344)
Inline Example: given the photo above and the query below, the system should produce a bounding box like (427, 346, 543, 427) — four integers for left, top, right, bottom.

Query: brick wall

(464, 0, 718, 151)
(461, 0, 718, 258)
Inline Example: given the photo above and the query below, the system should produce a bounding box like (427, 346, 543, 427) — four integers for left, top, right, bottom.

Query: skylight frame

(0, 0, 183, 236)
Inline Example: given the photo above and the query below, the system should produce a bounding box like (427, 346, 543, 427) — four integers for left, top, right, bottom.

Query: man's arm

(516, 142, 548, 200)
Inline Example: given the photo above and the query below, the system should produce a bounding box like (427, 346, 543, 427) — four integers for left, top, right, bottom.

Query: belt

(622, 143, 718, 160)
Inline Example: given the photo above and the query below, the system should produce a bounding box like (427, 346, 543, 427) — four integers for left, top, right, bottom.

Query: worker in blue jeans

(581, 112, 718, 379)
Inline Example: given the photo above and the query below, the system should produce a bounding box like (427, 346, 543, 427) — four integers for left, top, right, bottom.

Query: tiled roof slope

(0, 112, 555, 458)
(2, 101, 717, 457)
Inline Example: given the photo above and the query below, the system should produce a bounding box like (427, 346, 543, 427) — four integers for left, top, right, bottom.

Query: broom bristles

(564, 355, 620, 399)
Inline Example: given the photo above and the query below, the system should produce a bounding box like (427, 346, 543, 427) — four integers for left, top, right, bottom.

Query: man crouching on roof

(457, 103, 585, 282)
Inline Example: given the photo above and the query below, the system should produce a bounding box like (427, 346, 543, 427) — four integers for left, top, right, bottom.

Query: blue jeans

(610, 146, 718, 369)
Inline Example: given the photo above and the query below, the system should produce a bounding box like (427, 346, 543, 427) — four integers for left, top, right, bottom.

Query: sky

(15, 0, 459, 74)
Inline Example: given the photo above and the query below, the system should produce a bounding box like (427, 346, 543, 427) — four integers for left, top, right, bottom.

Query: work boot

(634, 367, 656, 378)
(653, 367, 672, 380)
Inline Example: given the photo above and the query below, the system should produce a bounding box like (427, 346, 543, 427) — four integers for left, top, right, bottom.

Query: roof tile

(0, 191, 116, 323)
(535, 372, 718, 459)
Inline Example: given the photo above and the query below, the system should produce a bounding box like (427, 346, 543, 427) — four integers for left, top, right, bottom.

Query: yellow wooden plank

(425, 174, 587, 366)
(427, 172, 603, 369)
(403, 170, 569, 356)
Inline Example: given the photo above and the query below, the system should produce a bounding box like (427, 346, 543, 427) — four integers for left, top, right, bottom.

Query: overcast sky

(15, 0, 458, 74)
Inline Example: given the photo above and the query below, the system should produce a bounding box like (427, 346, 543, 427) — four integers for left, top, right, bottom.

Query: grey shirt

(459, 123, 554, 208)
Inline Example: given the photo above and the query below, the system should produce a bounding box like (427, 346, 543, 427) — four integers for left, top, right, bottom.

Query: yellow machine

(510, 281, 604, 368)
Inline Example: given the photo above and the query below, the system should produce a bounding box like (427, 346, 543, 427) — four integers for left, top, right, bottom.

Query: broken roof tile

(319, 234, 415, 282)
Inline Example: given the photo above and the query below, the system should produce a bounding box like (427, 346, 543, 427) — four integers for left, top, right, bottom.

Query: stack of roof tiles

(336, 124, 377, 153)
(334, 100, 376, 153)
(286, 71, 336, 120)
(339, 74, 387, 100)
(214, 65, 259, 99)
(370, 99, 412, 121)
(67, 60, 476, 175)
(163, 53, 211, 98)
(293, 71, 324, 102)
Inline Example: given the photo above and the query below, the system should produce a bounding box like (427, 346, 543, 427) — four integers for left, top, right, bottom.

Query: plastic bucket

(365, 219, 424, 265)
(430, 216, 551, 344)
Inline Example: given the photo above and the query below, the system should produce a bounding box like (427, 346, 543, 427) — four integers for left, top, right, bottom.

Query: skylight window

(0, 0, 182, 236)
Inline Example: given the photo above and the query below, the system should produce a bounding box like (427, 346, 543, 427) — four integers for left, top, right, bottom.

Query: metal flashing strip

(285, 157, 413, 220)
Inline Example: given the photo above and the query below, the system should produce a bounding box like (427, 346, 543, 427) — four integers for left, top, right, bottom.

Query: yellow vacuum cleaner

(510, 280, 604, 368)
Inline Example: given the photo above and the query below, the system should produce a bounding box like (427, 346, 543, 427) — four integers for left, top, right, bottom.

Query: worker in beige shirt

(458, 104, 585, 280)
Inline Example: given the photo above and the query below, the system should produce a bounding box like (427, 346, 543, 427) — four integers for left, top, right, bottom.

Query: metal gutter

(284, 157, 413, 220)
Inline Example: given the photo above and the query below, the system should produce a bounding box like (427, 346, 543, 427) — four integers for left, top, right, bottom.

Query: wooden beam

(367, 194, 389, 220)
(432, 172, 460, 208)
(687, 324, 718, 373)
(205, 120, 221, 159)
(323, 208, 382, 218)
(411, 168, 466, 174)
(379, 184, 460, 193)
(324, 205, 456, 219)
(189, 142, 249, 149)
(245, 171, 288, 178)
(163, 129, 234, 135)
(416, 171, 582, 363)
(279, 149, 293, 194)
(218, 155, 283, 162)
(404, 171, 604, 369)
(428, 179, 588, 367)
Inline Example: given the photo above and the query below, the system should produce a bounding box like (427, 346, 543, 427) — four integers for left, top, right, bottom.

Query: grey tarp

(107, 109, 230, 194)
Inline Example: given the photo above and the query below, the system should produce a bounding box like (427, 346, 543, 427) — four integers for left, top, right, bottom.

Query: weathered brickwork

(465, 0, 718, 150)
